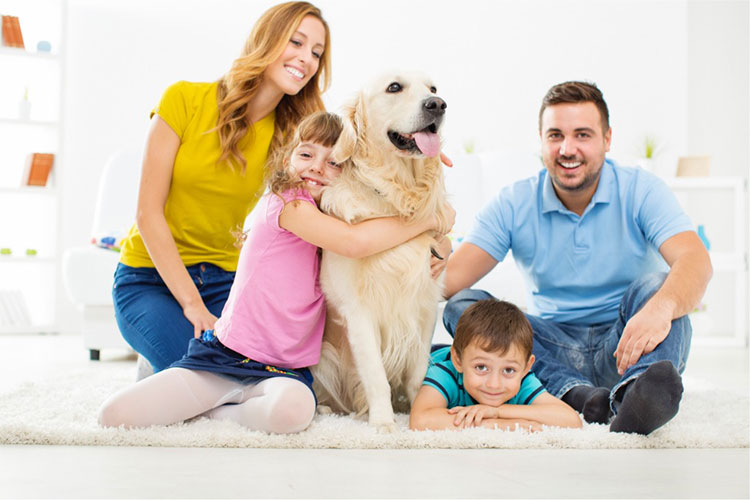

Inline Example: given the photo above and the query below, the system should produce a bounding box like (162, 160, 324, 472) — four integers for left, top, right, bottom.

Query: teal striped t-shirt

(423, 346, 545, 408)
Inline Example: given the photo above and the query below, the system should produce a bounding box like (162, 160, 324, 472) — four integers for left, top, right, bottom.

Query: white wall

(687, 0, 749, 178)
(56, 0, 749, 332)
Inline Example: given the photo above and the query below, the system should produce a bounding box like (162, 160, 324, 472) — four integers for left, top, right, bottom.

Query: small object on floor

(610, 360, 684, 435)
(135, 354, 154, 382)
(562, 385, 612, 424)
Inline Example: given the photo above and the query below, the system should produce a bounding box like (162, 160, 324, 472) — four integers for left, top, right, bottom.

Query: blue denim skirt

(170, 330, 315, 394)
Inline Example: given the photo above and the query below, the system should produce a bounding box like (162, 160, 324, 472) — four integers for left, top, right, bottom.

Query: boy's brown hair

(267, 111, 343, 196)
(538, 80, 610, 133)
(453, 299, 533, 360)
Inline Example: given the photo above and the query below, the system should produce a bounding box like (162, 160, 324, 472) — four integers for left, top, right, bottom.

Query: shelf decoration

(91, 235, 124, 252)
(676, 156, 711, 177)
(1, 15, 25, 49)
(0, 289, 32, 328)
(22, 153, 54, 186)
(18, 86, 31, 120)
(697, 225, 711, 251)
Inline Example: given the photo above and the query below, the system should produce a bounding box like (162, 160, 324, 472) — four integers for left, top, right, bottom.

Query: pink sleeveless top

(215, 190, 325, 368)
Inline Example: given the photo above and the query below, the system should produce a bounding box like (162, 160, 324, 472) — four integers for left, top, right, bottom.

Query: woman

(113, 2, 331, 374)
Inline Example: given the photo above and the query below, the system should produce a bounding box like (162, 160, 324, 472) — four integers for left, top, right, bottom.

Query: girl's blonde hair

(268, 111, 343, 196)
(216, 1, 331, 172)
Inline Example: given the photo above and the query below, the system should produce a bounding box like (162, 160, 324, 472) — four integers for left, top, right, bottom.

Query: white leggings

(98, 368, 316, 434)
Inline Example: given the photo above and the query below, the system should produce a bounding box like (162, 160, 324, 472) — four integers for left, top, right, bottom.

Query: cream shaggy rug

(1, 361, 747, 449)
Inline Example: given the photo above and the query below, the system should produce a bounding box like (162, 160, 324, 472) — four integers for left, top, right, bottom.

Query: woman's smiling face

(263, 15, 326, 98)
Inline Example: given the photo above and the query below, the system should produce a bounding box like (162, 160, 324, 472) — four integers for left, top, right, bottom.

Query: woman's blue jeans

(443, 272, 692, 412)
(112, 262, 235, 372)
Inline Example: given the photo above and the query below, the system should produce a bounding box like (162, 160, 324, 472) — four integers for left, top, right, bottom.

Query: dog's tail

(311, 342, 352, 413)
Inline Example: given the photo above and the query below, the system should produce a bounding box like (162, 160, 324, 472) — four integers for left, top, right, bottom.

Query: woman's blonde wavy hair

(216, 2, 331, 173)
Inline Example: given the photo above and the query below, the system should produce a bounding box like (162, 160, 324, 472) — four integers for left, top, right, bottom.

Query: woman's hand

(183, 302, 219, 338)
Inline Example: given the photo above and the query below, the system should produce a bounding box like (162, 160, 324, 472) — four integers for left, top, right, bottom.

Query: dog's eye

(386, 82, 402, 93)
(430, 86, 437, 93)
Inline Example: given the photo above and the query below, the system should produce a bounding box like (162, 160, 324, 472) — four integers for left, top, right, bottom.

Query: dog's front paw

(368, 408, 399, 433)
(372, 421, 399, 434)
(316, 404, 333, 415)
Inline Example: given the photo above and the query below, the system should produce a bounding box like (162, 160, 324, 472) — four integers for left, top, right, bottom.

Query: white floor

(1, 334, 748, 499)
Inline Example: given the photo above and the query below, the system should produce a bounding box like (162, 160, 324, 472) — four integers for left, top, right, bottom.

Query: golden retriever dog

(311, 72, 450, 431)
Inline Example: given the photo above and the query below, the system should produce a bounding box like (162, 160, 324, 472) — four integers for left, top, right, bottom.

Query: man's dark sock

(562, 385, 612, 424)
(610, 360, 684, 435)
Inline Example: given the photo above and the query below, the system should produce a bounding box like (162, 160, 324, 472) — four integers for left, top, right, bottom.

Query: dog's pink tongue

(413, 131, 440, 157)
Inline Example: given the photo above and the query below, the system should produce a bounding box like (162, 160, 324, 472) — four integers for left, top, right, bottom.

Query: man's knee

(443, 289, 495, 335)
(621, 272, 668, 313)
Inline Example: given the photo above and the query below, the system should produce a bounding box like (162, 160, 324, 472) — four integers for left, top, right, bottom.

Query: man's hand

(430, 236, 452, 279)
(440, 151, 453, 167)
(448, 404, 500, 428)
(614, 301, 674, 374)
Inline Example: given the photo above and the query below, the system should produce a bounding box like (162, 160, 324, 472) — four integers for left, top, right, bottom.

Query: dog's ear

(332, 92, 366, 164)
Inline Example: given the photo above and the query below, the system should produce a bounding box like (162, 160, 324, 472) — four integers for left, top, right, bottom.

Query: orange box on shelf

(22, 153, 55, 187)
(1, 15, 24, 48)
(1, 15, 15, 47)
(11, 16, 24, 49)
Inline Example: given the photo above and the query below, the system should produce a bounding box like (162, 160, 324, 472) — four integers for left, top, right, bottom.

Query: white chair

(62, 150, 141, 360)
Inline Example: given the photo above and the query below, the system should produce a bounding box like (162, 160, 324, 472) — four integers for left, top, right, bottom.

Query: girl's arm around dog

(280, 199, 455, 258)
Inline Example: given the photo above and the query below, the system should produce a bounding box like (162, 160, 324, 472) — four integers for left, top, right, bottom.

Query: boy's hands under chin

(448, 404, 500, 428)
(448, 405, 543, 432)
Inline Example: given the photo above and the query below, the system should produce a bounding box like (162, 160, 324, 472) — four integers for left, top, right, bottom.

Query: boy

(410, 299, 582, 431)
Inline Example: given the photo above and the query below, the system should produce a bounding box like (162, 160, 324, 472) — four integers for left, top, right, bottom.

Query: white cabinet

(667, 177, 749, 346)
(0, 1, 65, 333)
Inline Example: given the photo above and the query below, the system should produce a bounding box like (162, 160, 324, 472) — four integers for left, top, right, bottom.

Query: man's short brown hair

(539, 81, 610, 133)
(453, 299, 533, 360)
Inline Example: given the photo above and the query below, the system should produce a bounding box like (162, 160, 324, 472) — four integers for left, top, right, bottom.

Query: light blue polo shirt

(465, 159, 695, 325)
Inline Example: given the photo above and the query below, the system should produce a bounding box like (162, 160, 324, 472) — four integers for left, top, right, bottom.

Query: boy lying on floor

(409, 299, 582, 431)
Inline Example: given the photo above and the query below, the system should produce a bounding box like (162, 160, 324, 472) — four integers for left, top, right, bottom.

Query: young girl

(99, 112, 455, 434)
(114, 2, 333, 376)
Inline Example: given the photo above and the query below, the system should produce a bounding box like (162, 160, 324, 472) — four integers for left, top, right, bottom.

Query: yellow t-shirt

(119, 81, 274, 271)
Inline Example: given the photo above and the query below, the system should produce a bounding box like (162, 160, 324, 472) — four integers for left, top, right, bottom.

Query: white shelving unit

(0, 1, 65, 334)
(0, 117, 58, 127)
(666, 176, 749, 346)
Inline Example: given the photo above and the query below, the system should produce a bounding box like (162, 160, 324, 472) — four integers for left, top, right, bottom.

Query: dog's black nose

(424, 97, 447, 116)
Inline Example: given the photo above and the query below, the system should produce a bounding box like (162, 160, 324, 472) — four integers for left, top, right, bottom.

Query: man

(442, 81, 712, 435)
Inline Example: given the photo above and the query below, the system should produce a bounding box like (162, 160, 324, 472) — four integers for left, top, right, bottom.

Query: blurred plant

(463, 139, 475, 154)
(643, 136, 659, 159)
